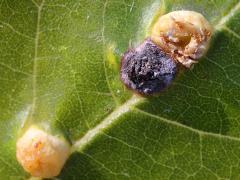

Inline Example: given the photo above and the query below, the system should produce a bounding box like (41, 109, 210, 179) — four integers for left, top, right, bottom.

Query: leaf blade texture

(0, 0, 240, 179)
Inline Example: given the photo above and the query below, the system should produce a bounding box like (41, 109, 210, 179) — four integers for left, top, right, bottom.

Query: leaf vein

(134, 108, 240, 142)
(215, 0, 240, 29)
(102, 0, 119, 106)
(0, 62, 31, 76)
(102, 132, 174, 170)
(0, 21, 34, 40)
(222, 26, 240, 39)
(71, 95, 144, 152)
(30, 0, 45, 120)
(206, 56, 240, 88)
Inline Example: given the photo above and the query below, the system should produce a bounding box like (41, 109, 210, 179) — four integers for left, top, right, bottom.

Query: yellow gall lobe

(16, 126, 70, 178)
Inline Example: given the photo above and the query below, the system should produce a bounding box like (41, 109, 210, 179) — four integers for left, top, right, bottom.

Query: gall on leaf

(120, 10, 212, 96)
(16, 126, 70, 178)
(120, 38, 177, 95)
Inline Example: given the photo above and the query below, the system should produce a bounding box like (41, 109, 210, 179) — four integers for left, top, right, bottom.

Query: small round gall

(151, 11, 212, 68)
(121, 38, 177, 95)
(16, 126, 70, 178)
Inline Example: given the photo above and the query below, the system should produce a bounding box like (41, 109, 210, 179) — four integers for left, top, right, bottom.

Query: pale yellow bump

(106, 43, 118, 70)
(16, 126, 70, 178)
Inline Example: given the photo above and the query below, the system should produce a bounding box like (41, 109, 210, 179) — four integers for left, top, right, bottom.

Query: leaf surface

(0, 0, 240, 179)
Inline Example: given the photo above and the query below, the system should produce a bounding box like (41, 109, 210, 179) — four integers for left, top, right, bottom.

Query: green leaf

(0, 0, 240, 179)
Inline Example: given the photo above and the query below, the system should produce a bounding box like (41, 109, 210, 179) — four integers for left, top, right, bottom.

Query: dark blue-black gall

(120, 38, 177, 95)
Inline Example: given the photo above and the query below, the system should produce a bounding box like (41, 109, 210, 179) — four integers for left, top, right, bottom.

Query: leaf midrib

(71, 95, 144, 152)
